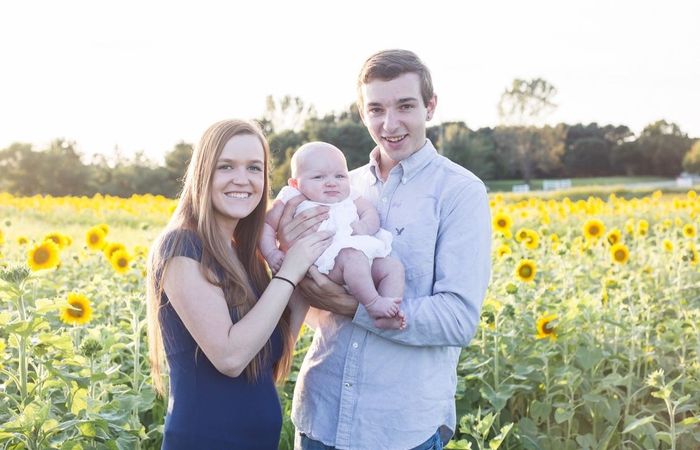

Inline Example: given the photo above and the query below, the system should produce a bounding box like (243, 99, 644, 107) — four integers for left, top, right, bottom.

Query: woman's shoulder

(160, 228, 203, 261)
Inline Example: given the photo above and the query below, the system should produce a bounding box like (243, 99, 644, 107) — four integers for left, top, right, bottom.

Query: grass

(485, 176, 674, 192)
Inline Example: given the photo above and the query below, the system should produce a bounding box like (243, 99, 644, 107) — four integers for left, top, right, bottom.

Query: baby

(260, 142, 406, 330)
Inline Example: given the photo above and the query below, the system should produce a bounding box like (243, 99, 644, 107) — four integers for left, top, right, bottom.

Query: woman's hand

(277, 195, 329, 251)
(298, 266, 358, 317)
(277, 231, 333, 283)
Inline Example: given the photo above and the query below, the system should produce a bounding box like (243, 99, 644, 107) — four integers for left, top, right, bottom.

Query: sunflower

(583, 219, 605, 240)
(496, 244, 512, 259)
(637, 220, 649, 237)
(663, 239, 674, 253)
(606, 228, 622, 246)
(492, 211, 513, 237)
(110, 250, 132, 274)
(44, 232, 69, 250)
(133, 245, 149, 258)
(610, 242, 629, 265)
(523, 229, 540, 250)
(515, 228, 529, 243)
(682, 223, 696, 239)
(0, 229, 4, 245)
(97, 223, 109, 235)
(27, 241, 61, 271)
(688, 190, 697, 200)
(103, 242, 126, 261)
(60, 292, 93, 325)
(515, 259, 537, 283)
(17, 236, 29, 245)
(535, 313, 557, 341)
(549, 233, 560, 251)
(85, 227, 106, 251)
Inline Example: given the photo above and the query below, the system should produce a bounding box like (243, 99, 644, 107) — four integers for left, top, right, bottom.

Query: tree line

(1, 93, 698, 198)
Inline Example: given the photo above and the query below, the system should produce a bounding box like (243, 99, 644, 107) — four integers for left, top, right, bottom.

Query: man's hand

(277, 195, 329, 251)
(299, 266, 358, 317)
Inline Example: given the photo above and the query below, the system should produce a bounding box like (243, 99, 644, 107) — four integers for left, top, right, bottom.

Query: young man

(280, 49, 492, 450)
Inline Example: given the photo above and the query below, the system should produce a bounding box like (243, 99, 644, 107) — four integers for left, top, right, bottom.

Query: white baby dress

(276, 186, 393, 274)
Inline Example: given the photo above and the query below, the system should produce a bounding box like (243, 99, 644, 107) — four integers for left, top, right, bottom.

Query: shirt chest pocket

(389, 195, 439, 281)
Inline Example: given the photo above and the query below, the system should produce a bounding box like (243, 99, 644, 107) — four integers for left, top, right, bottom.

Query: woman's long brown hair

(146, 119, 293, 395)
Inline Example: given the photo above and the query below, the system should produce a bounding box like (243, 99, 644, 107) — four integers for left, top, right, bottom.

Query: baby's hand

(265, 250, 285, 274)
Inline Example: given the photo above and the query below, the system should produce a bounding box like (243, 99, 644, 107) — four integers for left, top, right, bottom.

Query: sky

(1, 0, 698, 164)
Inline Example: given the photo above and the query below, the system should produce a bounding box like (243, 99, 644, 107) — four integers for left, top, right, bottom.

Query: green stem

(89, 357, 96, 399)
(666, 399, 676, 450)
(17, 290, 28, 403)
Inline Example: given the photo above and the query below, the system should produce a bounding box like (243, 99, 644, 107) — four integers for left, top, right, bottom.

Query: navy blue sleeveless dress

(158, 230, 283, 450)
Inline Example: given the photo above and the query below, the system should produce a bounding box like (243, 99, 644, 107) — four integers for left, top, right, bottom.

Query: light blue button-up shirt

(292, 140, 492, 450)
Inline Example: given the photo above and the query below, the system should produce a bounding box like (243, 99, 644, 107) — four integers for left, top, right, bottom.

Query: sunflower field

(1, 190, 699, 449)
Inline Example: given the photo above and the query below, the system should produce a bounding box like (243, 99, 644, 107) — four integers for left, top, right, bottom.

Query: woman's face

(210, 133, 265, 231)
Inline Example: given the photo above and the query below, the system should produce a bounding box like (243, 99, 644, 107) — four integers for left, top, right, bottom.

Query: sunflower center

(542, 322, 554, 334)
(89, 233, 99, 244)
(519, 266, 532, 278)
(497, 219, 507, 228)
(589, 226, 599, 235)
(614, 249, 626, 261)
(34, 248, 49, 264)
(118, 258, 128, 268)
(68, 302, 85, 318)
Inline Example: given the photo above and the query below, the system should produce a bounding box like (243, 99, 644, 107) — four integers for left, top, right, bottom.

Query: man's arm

(353, 181, 492, 347)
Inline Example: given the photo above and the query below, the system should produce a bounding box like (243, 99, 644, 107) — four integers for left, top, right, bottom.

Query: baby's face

(293, 151, 350, 204)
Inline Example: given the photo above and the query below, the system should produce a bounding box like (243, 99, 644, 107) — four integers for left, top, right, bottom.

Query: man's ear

(426, 95, 438, 121)
(288, 178, 298, 188)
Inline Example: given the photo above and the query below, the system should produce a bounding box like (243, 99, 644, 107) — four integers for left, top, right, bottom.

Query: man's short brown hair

(356, 49, 434, 111)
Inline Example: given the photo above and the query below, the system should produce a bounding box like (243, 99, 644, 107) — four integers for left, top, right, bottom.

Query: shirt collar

(368, 139, 438, 185)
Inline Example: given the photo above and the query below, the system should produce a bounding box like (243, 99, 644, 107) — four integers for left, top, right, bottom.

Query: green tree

(496, 79, 561, 182)
(435, 122, 498, 180)
(636, 120, 692, 176)
(682, 140, 700, 173)
(163, 141, 194, 196)
(260, 95, 316, 135)
(0, 140, 92, 196)
(563, 123, 633, 176)
(497, 78, 557, 127)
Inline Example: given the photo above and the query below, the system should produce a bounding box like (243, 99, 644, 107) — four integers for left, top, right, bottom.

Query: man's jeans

(297, 429, 444, 450)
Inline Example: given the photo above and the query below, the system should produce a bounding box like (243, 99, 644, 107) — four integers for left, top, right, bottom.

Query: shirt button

(344, 382, 352, 388)
(402, 177, 407, 184)
(352, 342, 358, 349)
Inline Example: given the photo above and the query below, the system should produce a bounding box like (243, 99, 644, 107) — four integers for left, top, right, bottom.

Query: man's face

(360, 72, 436, 173)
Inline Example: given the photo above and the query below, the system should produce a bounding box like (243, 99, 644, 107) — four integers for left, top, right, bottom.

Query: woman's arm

(277, 195, 329, 251)
(164, 231, 333, 377)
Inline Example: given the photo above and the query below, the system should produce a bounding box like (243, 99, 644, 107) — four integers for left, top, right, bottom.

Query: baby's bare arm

(352, 197, 381, 236)
(260, 200, 286, 259)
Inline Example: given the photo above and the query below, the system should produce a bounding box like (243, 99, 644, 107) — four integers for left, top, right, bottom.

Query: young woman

(146, 119, 332, 449)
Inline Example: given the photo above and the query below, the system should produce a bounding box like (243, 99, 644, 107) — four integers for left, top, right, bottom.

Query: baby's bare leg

(370, 256, 406, 330)
(327, 248, 400, 319)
